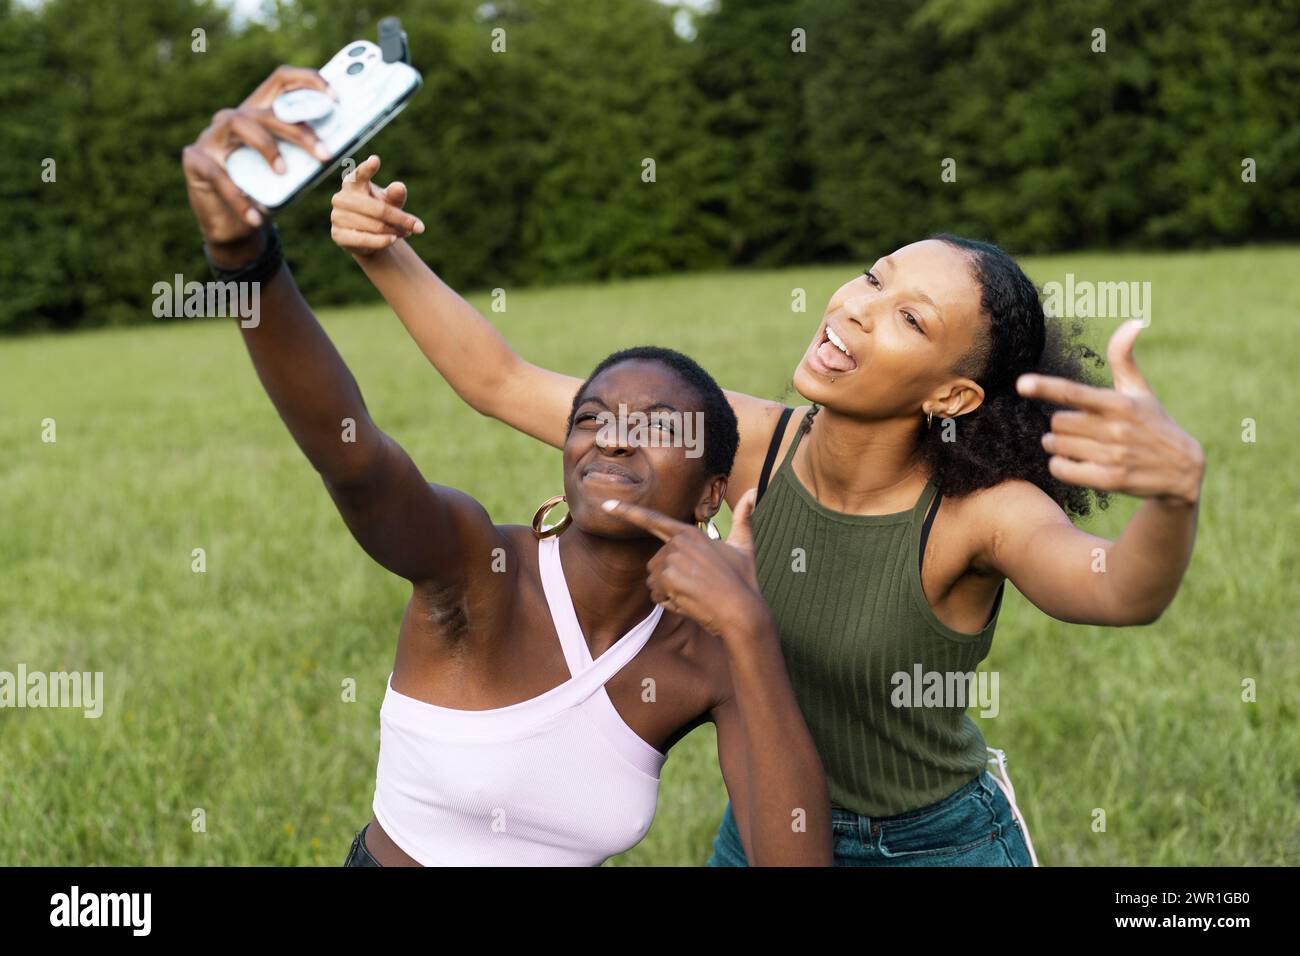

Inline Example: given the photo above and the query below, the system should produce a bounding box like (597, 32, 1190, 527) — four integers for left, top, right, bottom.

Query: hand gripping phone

(226, 18, 422, 213)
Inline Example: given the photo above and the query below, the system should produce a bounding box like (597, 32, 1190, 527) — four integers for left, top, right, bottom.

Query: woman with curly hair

(330, 154, 1205, 867)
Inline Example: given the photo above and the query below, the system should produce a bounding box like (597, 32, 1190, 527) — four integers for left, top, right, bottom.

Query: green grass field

(2, 247, 1297, 865)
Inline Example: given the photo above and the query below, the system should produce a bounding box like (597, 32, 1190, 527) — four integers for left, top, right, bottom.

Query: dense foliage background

(2, 0, 1297, 332)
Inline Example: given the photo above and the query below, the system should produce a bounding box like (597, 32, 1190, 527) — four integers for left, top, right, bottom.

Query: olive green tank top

(752, 405, 1004, 817)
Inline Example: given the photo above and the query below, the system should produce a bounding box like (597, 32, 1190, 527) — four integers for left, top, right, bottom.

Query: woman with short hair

(180, 68, 831, 867)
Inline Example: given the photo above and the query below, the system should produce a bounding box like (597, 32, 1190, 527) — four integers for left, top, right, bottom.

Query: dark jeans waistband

(830, 771, 985, 828)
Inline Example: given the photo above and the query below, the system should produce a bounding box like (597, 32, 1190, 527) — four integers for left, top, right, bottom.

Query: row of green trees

(2, 0, 1296, 332)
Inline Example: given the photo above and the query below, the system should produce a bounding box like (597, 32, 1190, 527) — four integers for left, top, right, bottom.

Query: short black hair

(567, 346, 739, 478)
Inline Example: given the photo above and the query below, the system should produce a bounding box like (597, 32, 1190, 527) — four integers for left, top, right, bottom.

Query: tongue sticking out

(817, 340, 857, 373)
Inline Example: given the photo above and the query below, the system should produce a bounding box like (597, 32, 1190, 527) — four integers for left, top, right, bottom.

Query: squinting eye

(863, 270, 882, 288)
(903, 312, 923, 332)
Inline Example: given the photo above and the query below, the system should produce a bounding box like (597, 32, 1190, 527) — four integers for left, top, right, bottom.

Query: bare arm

(358, 239, 582, 448)
(711, 619, 832, 865)
(982, 320, 1204, 626)
(331, 156, 581, 448)
(329, 157, 787, 495)
(973, 482, 1198, 626)
(182, 77, 491, 587)
(604, 491, 831, 865)
(229, 247, 481, 584)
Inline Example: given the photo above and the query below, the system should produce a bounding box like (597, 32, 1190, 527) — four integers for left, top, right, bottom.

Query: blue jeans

(708, 770, 1034, 866)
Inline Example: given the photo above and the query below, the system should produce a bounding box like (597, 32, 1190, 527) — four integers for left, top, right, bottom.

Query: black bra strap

(918, 488, 943, 574)
(756, 406, 795, 504)
(917, 486, 1004, 629)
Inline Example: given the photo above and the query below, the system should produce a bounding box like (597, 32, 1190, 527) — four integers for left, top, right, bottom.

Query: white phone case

(226, 40, 422, 212)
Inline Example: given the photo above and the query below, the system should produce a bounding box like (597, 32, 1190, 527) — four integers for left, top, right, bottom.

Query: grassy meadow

(1, 246, 1297, 865)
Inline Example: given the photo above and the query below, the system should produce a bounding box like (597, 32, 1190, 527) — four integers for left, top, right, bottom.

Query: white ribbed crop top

(371, 535, 667, 865)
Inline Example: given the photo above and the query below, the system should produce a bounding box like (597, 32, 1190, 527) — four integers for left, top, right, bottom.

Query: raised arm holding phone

(181, 67, 831, 867)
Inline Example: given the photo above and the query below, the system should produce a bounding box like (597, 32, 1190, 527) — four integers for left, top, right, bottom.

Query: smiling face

(563, 359, 726, 537)
(794, 239, 990, 422)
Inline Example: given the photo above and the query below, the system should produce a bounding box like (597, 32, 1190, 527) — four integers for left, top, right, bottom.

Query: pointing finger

(331, 208, 410, 236)
(384, 181, 408, 209)
(600, 499, 693, 543)
(1016, 373, 1132, 415)
(383, 182, 422, 232)
(331, 188, 424, 234)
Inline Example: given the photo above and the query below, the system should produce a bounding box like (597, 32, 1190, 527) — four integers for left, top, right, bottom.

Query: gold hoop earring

(531, 494, 571, 538)
(698, 517, 721, 540)
(926, 409, 934, 429)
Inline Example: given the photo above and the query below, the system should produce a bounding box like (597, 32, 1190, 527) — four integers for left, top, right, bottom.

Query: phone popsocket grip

(226, 18, 420, 211)
(272, 89, 335, 125)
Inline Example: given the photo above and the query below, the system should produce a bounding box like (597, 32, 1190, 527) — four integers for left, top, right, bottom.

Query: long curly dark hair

(911, 234, 1109, 518)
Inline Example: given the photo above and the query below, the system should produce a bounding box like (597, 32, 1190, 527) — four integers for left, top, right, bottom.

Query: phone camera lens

(347, 62, 364, 75)
(348, 45, 366, 57)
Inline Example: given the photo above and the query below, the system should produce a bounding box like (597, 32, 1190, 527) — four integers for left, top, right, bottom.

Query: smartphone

(226, 37, 422, 213)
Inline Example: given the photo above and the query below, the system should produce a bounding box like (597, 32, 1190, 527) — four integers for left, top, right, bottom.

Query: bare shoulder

(424, 483, 513, 557)
(724, 395, 814, 504)
(955, 480, 1073, 570)
(641, 612, 735, 715)
(679, 620, 739, 714)
(485, 522, 538, 578)
(722, 387, 787, 430)
(961, 479, 1069, 521)
(412, 503, 521, 610)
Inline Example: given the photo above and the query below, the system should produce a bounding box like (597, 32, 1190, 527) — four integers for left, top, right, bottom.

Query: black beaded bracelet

(203, 223, 284, 284)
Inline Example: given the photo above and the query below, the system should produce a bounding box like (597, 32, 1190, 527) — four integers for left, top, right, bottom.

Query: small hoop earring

(926, 409, 934, 428)
(531, 494, 571, 538)
(698, 517, 721, 540)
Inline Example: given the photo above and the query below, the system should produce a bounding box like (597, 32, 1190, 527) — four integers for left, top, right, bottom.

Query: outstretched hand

(600, 489, 769, 639)
(1017, 320, 1205, 506)
(330, 154, 425, 256)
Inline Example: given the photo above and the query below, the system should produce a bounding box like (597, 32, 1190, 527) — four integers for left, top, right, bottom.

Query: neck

(557, 527, 662, 656)
(798, 405, 929, 513)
